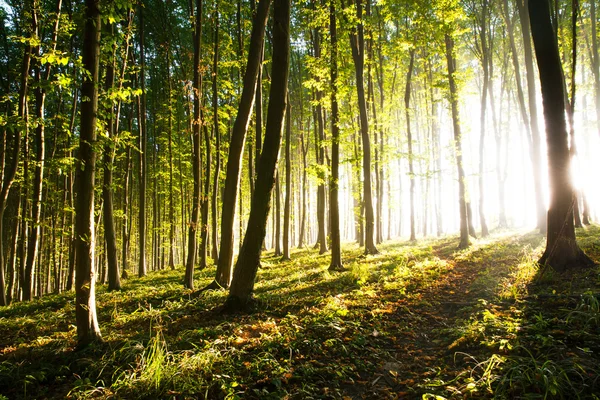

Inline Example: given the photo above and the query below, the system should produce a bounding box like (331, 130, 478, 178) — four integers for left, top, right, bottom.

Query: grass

(1, 226, 600, 399)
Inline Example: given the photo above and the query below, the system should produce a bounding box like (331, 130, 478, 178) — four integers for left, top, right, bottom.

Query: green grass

(1, 227, 600, 399)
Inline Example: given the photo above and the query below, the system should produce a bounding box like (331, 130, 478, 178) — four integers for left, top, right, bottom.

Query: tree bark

(225, 0, 290, 310)
(211, 5, 220, 264)
(529, 0, 592, 271)
(138, 6, 148, 277)
(185, 0, 204, 289)
(75, 0, 102, 347)
(405, 49, 416, 242)
(349, 0, 378, 255)
(103, 23, 121, 291)
(329, 0, 343, 271)
(213, 0, 270, 289)
(282, 101, 291, 261)
(517, 0, 546, 233)
(478, 0, 490, 237)
(445, 33, 470, 249)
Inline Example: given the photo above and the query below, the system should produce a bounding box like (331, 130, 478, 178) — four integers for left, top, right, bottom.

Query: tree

(138, 5, 148, 278)
(185, 0, 203, 290)
(74, 0, 102, 347)
(102, 22, 121, 291)
(225, 0, 290, 310)
(529, 0, 592, 271)
(445, 32, 470, 249)
(213, 0, 271, 289)
(517, 0, 546, 233)
(281, 101, 291, 261)
(348, 0, 378, 255)
(328, 0, 343, 271)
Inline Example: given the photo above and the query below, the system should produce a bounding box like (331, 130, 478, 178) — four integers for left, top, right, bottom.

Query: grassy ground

(1, 226, 600, 399)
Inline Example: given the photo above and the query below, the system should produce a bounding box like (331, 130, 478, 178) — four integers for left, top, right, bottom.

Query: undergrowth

(1, 227, 599, 399)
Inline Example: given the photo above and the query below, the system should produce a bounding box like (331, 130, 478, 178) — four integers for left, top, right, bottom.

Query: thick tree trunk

(329, 0, 343, 271)
(349, 0, 378, 255)
(529, 0, 592, 271)
(75, 0, 102, 347)
(213, 0, 270, 289)
(225, 0, 290, 309)
(445, 34, 470, 249)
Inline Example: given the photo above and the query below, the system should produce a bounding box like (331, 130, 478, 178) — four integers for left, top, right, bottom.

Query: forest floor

(1, 227, 600, 399)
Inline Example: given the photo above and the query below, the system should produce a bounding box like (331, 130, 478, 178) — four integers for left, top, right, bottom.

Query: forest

(1, 0, 600, 398)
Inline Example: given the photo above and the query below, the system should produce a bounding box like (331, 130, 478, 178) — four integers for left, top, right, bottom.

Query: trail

(343, 233, 538, 399)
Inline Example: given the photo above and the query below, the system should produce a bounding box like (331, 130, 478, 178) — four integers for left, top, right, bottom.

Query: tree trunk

(211, 5, 220, 264)
(138, 6, 148, 277)
(213, 0, 270, 289)
(75, 0, 102, 347)
(349, 0, 378, 255)
(185, 0, 204, 289)
(282, 101, 291, 261)
(517, 0, 546, 233)
(405, 49, 416, 242)
(445, 33, 470, 249)
(274, 171, 282, 256)
(329, 0, 343, 271)
(529, 0, 592, 271)
(478, 0, 490, 238)
(225, 0, 290, 310)
(103, 23, 121, 291)
(591, 0, 600, 136)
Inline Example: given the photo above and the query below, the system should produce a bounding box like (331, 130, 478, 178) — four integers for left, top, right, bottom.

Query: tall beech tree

(225, 0, 290, 309)
(138, 6, 148, 278)
(348, 0, 377, 255)
(328, 0, 343, 271)
(185, 0, 203, 289)
(213, 0, 271, 289)
(529, 0, 592, 271)
(445, 32, 470, 249)
(74, 0, 102, 346)
(517, 0, 546, 233)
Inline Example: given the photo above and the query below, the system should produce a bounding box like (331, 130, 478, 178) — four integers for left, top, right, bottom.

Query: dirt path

(347, 235, 531, 399)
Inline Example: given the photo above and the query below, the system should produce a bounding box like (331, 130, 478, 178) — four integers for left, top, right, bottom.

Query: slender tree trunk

(213, 0, 270, 289)
(517, 0, 546, 233)
(478, 0, 490, 238)
(529, 0, 592, 271)
(274, 172, 282, 256)
(225, 0, 290, 310)
(405, 49, 416, 242)
(138, 6, 148, 277)
(211, 5, 220, 264)
(75, 0, 102, 347)
(282, 101, 291, 261)
(103, 23, 121, 291)
(445, 34, 470, 249)
(329, 0, 343, 271)
(185, 0, 203, 289)
(591, 1, 600, 136)
(168, 55, 175, 270)
(349, 0, 377, 255)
